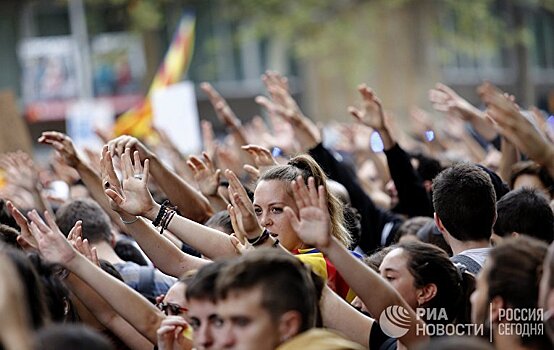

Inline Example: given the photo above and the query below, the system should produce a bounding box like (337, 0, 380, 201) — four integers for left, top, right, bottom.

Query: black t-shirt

(370, 322, 397, 350)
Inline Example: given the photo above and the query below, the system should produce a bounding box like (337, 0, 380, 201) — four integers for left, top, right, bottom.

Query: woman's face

(380, 248, 419, 309)
(253, 180, 302, 251)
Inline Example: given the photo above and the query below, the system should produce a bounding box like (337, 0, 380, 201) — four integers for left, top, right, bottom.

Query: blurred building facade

(0, 0, 552, 143)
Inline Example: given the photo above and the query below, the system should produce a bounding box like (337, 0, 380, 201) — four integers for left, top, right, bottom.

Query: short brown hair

(487, 237, 550, 347)
(432, 163, 496, 242)
(215, 249, 323, 332)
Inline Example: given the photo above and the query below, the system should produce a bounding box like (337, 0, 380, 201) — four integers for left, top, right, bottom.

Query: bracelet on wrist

(247, 228, 270, 246)
(121, 216, 139, 225)
(152, 200, 178, 235)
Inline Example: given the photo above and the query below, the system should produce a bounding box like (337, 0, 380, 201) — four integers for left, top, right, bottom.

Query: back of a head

(398, 240, 474, 324)
(35, 324, 114, 350)
(510, 160, 554, 198)
(411, 153, 443, 183)
(114, 240, 148, 266)
(55, 199, 112, 244)
(216, 249, 322, 333)
(204, 211, 233, 234)
(494, 187, 554, 243)
(416, 221, 453, 256)
(415, 336, 493, 350)
(486, 236, 549, 347)
(186, 259, 229, 303)
(432, 162, 496, 242)
(394, 216, 433, 243)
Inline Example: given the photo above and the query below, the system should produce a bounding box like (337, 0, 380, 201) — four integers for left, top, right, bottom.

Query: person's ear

(434, 213, 449, 241)
(417, 283, 437, 306)
(490, 296, 505, 324)
(277, 310, 302, 343)
(434, 213, 443, 232)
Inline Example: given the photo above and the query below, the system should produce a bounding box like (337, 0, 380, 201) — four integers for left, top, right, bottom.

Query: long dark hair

(397, 241, 474, 324)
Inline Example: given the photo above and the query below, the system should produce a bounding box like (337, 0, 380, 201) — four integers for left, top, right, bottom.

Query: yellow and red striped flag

(114, 13, 196, 137)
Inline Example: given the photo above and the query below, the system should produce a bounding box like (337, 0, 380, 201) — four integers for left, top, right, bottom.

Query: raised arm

(64, 236, 154, 350)
(187, 153, 228, 212)
(38, 131, 126, 231)
(479, 82, 554, 178)
(350, 85, 433, 218)
(107, 135, 213, 222)
(27, 210, 164, 344)
(430, 82, 498, 142)
(102, 146, 237, 260)
(0, 151, 52, 215)
(285, 177, 427, 348)
(100, 147, 210, 276)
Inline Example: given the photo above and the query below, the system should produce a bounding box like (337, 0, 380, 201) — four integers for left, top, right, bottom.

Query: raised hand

(200, 82, 242, 131)
(224, 169, 263, 239)
(201, 120, 217, 158)
(0, 151, 40, 193)
(284, 176, 331, 250)
(6, 200, 37, 251)
(38, 131, 81, 168)
(429, 83, 480, 121)
(348, 84, 386, 131)
(262, 70, 290, 94)
(156, 316, 191, 350)
(241, 144, 277, 167)
(101, 146, 156, 218)
(478, 82, 554, 168)
(107, 135, 154, 161)
(256, 74, 320, 151)
(409, 107, 435, 140)
(27, 209, 76, 265)
(187, 152, 221, 197)
(66, 220, 100, 266)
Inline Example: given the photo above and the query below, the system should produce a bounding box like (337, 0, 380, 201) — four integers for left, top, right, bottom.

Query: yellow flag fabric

(114, 14, 196, 137)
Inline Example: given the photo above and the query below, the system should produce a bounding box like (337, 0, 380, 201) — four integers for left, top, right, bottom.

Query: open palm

(285, 176, 331, 250)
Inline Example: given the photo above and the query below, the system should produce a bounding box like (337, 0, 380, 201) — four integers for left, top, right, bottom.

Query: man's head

(510, 161, 554, 199)
(471, 237, 549, 347)
(55, 199, 112, 244)
(493, 188, 554, 244)
(185, 260, 229, 350)
(432, 163, 496, 243)
(215, 249, 322, 350)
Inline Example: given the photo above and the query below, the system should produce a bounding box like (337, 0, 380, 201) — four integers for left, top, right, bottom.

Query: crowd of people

(0, 71, 553, 350)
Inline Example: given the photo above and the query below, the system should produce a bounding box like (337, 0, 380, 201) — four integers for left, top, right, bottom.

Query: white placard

(66, 99, 114, 150)
(152, 81, 201, 155)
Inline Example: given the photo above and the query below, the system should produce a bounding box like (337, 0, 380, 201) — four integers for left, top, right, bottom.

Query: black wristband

(248, 228, 270, 246)
(152, 200, 169, 227)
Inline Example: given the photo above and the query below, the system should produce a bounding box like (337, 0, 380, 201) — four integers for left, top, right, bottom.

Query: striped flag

(114, 13, 196, 137)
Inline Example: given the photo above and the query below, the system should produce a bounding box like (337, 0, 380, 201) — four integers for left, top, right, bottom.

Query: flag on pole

(114, 13, 196, 137)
